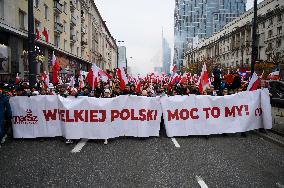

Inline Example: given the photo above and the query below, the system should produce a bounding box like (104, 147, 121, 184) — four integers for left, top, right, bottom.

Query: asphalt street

(0, 131, 283, 188)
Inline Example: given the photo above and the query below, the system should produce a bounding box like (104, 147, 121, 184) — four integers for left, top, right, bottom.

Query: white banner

(10, 89, 272, 139)
(161, 89, 272, 137)
(10, 96, 162, 139)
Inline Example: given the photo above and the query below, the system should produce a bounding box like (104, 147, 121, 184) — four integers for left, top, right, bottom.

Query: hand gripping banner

(160, 89, 272, 137)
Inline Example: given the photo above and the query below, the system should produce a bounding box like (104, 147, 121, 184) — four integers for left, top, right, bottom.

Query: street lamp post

(28, 0, 37, 86)
(251, 0, 258, 76)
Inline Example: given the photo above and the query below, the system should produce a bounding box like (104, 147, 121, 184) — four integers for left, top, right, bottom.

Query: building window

(76, 0, 79, 9)
(0, 0, 4, 19)
(34, 19, 41, 31)
(54, 35, 60, 47)
(277, 26, 282, 35)
(268, 42, 272, 50)
(267, 54, 271, 61)
(64, 39, 67, 50)
(277, 39, 281, 48)
(63, 20, 66, 32)
(77, 47, 79, 56)
(19, 10, 26, 30)
(63, 2, 67, 13)
(278, 14, 282, 22)
(54, 15, 59, 23)
(262, 22, 265, 28)
(34, 0, 39, 8)
(71, 44, 74, 53)
(269, 17, 273, 25)
(246, 58, 249, 66)
(44, 4, 48, 20)
(268, 30, 273, 38)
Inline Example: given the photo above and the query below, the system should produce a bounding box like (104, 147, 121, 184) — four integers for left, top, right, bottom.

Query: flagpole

(251, 0, 258, 77)
(28, 0, 37, 86)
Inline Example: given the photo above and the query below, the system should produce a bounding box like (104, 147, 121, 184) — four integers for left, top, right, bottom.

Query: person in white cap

(103, 88, 112, 145)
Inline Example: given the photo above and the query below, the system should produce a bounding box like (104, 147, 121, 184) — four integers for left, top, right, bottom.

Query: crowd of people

(0, 67, 266, 146)
(0, 70, 251, 98)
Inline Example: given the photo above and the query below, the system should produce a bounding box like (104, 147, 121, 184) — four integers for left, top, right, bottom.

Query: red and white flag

(15, 73, 21, 84)
(171, 73, 180, 85)
(197, 63, 210, 94)
(42, 27, 49, 43)
(267, 69, 279, 80)
(171, 64, 177, 73)
(86, 64, 99, 90)
(69, 76, 75, 88)
(51, 51, 56, 66)
(41, 71, 49, 88)
(52, 60, 60, 84)
(116, 68, 128, 90)
(179, 73, 187, 84)
(79, 72, 85, 89)
(135, 80, 142, 93)
(247, 72, 261, 91)
(99, 70, 112, 82)
(35, 28, 40, 41)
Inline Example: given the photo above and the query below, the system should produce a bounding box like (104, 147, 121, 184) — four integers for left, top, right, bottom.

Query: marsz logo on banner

(13, 109, 38, 125)
(42, 109, 159, 123)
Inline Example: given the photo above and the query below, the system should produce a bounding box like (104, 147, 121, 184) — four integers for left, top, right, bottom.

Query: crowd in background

(0, 68, 255, 99)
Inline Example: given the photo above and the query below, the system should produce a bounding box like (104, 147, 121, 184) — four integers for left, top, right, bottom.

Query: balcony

(81, 26, 86, 35)
(54, 22, 63, 35)
(70, 34, 77, 43)
(81, 40, 87, 46)
(70, 15, 76, 27)
(70, 0, 76, 11)
(54, 1, 63, 14)
(81, 11, 85, 22)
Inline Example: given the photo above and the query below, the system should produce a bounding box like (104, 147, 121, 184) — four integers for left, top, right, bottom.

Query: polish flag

(79, 72, 85, 89)
(135, 80, 142, 93)
(116, 68, 128, 90)
(171, 73, 180, 85)
(86, 64, 100, 90)
(45, 72, 50, 87)
(41, 71, 49, 88)
(51, 51, 56, 66)
(197, 63, 210, 94)
(267, 69, 280, 80)
(15, 73, 21, 84)
(247, 72, 261, 91)
(52, 59, 60, 84)
(42, 27, 49, 43)
(35, 28, 40, 41)
(69, 76, 75, 88)
(99, 70, 112, 82)
(171, 64, 177, 73)
(179, 73, 187, 84)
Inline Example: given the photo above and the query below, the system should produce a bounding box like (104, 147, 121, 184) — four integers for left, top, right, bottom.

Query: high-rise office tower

(162, 31, 171, 74)
(173, 0, 246, 69)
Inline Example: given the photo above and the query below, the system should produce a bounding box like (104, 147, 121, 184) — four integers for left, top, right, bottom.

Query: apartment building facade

(0, 0, 117, 81)
(185, 0, 284, 69)
(173, 0, 246, 69)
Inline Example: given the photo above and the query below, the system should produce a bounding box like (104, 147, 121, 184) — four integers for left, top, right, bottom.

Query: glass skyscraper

(173, 0, 247, 68)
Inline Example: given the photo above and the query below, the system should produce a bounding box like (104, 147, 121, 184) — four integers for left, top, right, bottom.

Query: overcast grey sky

(96, 0, 264, 74)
